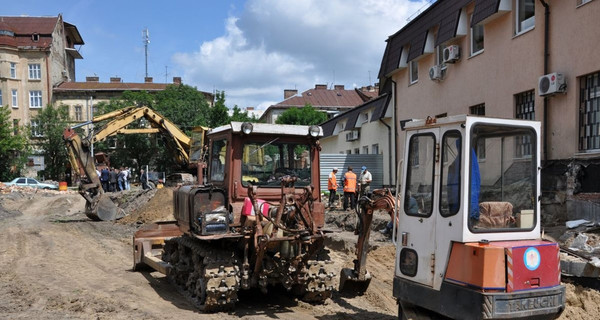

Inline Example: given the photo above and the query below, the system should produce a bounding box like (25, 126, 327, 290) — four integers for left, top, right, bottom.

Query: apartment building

(0, 15, 83, 132)
(378, 0, 600, 202)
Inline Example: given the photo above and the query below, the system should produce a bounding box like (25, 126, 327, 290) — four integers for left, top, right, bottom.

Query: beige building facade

(378, 0, 600, 191)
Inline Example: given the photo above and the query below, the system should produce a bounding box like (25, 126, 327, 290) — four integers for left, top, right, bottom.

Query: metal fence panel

(319, 154, 383, 193)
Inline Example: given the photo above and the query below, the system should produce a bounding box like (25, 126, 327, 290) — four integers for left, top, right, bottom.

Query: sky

(4, 0, 433, 110)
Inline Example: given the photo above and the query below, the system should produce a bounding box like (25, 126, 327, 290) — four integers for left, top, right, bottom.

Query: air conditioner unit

(443, 45, 460, 64)
(429, 65, 442, 81)
(346, 130, 359, 141)
(538, 72, 566, 96)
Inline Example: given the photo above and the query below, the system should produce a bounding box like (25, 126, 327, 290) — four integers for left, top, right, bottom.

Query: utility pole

(142, 28, 150, 78)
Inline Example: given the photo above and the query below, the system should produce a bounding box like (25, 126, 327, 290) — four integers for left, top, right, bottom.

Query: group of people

(327, 165, 372, 210)
(98, 166, 131, 192)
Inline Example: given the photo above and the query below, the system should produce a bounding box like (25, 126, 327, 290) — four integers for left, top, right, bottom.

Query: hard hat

(362, 166, 367, 170)
(333, 167, 338, 171)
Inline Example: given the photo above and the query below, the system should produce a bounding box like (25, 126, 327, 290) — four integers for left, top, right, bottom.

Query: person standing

(123, 167, 130, 190)
(359, 166, 372, 198)
(327, 167, 339, 208)
(109, 168, 118, 192)
(343, 166, 357, 211)
(140, 169, 149, 190)
(100, 167, 109, 192)
(117, 167, 125, 191)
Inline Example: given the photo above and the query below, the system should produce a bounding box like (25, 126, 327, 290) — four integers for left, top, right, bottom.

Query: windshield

(468, 124, 537, 232)
(241, 141, 312, 187)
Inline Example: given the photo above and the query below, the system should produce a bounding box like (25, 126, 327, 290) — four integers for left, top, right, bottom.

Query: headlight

(205, 213, 228, 223)
(308, 125, 320, 137)
(241, 122, 253, 135)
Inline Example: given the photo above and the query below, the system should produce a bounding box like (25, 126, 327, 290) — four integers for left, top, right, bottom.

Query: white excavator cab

(394, 115, 564, 319)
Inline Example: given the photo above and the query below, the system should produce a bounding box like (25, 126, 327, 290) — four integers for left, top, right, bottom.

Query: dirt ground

(0, 187, 598, 319)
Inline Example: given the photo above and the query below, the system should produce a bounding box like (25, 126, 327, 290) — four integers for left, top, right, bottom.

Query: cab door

(396, 128, 439, 287)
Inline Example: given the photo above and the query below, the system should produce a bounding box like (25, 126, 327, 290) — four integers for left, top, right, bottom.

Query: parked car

(2, 177, 58, 190)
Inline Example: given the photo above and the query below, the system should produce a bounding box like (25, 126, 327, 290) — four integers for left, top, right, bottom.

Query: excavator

(340, 115, 565, 319)
(63, 106, 207, 221)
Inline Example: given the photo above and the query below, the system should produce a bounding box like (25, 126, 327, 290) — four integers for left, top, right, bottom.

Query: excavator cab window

(210, 139, 228, 182)
(404, 134, 435, 217)
(440, 131, 462, 217)
(241, 141, 312, 187)
(468, 123, 537, 232)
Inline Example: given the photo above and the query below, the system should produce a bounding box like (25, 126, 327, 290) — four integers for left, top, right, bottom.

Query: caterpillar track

(163, 236, 240, 312)
(296, 259, 336, 302)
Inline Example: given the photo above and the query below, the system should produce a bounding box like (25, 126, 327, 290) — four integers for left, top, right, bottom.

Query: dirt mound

(559, 282, 600, 319)
(118, 187, 174, 224)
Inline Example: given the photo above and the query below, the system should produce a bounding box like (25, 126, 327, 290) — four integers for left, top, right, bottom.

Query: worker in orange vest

(328, 167, 339, 208)
(343, 166, 357, 211)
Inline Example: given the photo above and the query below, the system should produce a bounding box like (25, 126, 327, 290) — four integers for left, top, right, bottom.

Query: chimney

(110, 77, 121, 83)
(334, 84, 344, 90)
(86, 76, 99, 82)
(246, 107, 254, 111)
(173, 77, 182, 85)
(144, 77, 153, 83)
(284, 89, 298, 99)
(315, 84, 327, 90)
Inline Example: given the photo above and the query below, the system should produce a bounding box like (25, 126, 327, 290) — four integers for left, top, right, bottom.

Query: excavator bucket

(85, 193, 124, 221)
(339, 267, 372, 294)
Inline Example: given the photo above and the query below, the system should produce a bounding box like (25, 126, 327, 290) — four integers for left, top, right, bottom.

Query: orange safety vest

(328, 172, 337, 190)
(343, 171, 357, 193)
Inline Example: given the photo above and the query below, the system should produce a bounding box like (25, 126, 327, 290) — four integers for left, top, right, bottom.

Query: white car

(3, 177, 58, 190)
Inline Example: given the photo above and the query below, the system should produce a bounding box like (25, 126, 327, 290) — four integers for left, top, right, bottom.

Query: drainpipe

(539, 0, 550, 163)
(392, 79, 398, 189)
(380, 118, 392, 188)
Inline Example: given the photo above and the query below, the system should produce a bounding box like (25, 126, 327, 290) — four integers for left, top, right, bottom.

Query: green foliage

(208, 91, 230, 127)
(230, 105, 258, 122)
(0, 106, 29, 181)
(30, 104, 70, 180)
(155, 84, 210, 132)
(275, 104, 327, 125)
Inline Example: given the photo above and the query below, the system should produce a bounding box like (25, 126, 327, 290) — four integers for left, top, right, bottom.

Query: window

(346, 150, 351, 154)
(405, 134, 435, 216)
(31, 119, 43, 137)
(32, 33, 39, 42)
(354, 148, 360, 154)
(469, 123, 537, 232)
(75, 105, 83, 121)
(409, 60, 418, 84)
(210, 139, 228, 182)
(28, 64, 41, 80)
(362, 112, 369, 123)
(440, 131, 461, 217)
(579, 71, 600, 151)
(240, 141, 312, 187)
(29, 91, 42, 108)
(11, 89, 18, 108)
(515, 90, 535, 157)
(470, 15, 484, 55)
(10, 62, 16, 78)
(362, 146, 369, 154)
(13, 119, 19, 135)
(469, 103, 486, 116)
(372, 144, 379, 154)
(516, 0, 535, 34)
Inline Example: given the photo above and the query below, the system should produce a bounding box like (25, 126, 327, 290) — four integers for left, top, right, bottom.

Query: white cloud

(173, 0, 431, 110)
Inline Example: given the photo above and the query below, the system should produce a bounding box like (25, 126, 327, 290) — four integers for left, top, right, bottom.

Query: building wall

(389, 1, 600, 163)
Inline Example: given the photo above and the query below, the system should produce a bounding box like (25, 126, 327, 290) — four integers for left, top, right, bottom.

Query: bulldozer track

(163, 235, 240, 312)
(297, 259, 336, 303)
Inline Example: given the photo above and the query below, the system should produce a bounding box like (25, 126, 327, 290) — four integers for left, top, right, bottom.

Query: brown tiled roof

(321, 94, 391, 137)
(0, 16, 83, 49)
(54, 81, 171, 92)
(276, 86, 371, 108)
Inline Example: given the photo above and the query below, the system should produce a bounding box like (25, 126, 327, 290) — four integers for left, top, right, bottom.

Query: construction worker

(359, 166, 372, 198)
(343, 166, 357, 211)
(328, 167, 339, 208)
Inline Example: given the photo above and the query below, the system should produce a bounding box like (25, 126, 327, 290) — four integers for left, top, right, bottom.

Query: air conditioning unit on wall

(429, 65, 442, 81)
(443, 45, 460, 64)
(539, 72, 566, 96)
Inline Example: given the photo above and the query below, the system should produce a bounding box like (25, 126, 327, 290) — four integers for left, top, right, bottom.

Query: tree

(275, 104, 327, 125)
(155, 84, 210, 132)
(208, 91, 230, 128)
(30, 104, 70, 180)
(0, 106, 29, 181)
(230, 105, 259, 122)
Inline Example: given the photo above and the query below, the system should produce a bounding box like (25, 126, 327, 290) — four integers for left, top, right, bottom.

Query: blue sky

(4, 0, 432, 110)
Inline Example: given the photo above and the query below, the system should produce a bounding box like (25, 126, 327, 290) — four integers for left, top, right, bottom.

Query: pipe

(539, 0, 550, 163)
(380, 118, 392, 187)
(392, 79, 398, 190)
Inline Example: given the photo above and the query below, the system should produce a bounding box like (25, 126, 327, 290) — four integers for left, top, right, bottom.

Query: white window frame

(31, 120, 43, 137)
(435, 45, 448, 68)
(372, 144, 379, 155)
(362, 146, 369, 154)
(362, 112, 369, 123)
(409, 60, 419, 85)
(11, 89, 18, 108)
(29, 90, 42, 108)
(515, 0, 535, 35)
(28, 63, 41, 80)
(470, 15, 484, 56)
(75, 105, 83, 121)
(10, 62, 16, 78)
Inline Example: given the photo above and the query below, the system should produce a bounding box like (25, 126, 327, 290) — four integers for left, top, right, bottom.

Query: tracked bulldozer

(133, 122, 336, 311)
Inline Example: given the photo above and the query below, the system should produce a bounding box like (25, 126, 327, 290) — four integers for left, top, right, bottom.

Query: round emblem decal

(524, 247, 541, 271)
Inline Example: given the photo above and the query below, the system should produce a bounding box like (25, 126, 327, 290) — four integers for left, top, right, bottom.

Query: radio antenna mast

(142, 28, 150, 78)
